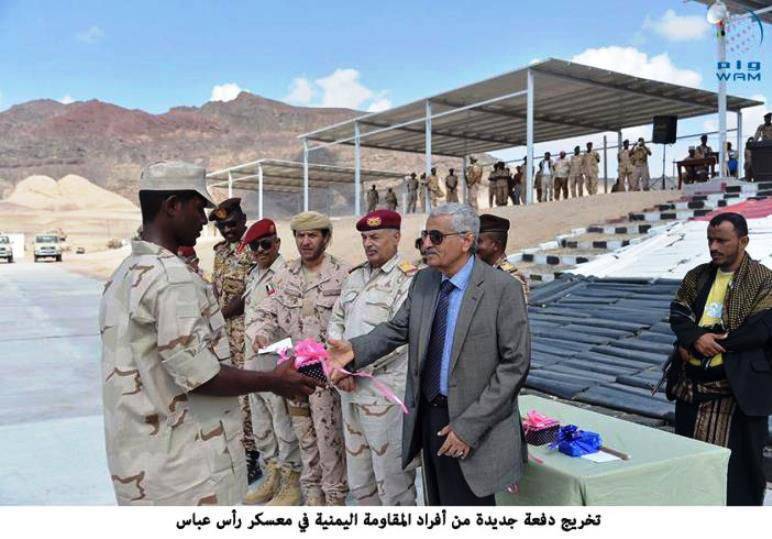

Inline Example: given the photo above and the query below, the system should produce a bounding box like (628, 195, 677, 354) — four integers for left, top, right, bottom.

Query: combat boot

(265, 468, 302, 506)
(243, 462, 280, 505)
(305, 493, 325, 506)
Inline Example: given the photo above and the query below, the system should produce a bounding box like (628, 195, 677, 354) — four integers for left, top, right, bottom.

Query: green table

(497, 395, 730, 506)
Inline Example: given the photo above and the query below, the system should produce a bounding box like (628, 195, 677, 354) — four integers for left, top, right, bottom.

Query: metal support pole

(303, 138, 309, 211)
(661, 144, 667, 190)
(424, 100, 432, 212)
(603, 135, 608, 193)
(227, 171, 233, 199)
(354, 122, 361, 216)
(257, 164, 264, 220)
(737, 110, 743, 178)
(717, 21, 727, 177)
(525, 69, 535, 205)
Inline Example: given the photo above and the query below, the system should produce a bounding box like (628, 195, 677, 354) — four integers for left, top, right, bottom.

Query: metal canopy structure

(692, 0, 772, 24)
(206, 159, 404, 218)
(298, 58, 762, 206)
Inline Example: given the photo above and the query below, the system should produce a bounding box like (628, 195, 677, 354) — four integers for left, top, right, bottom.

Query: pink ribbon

(278, 339, 409, 415)
(523, 410, 559, 432)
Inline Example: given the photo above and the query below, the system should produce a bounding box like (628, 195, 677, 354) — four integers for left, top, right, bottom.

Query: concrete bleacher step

(558, 232, 642, 250)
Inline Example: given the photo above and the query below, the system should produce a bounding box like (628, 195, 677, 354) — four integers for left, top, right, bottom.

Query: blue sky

(0, 0, 770, 173)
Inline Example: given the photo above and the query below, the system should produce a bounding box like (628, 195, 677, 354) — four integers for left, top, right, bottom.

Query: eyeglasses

(249, 238, 275, 252)
(420, 229, 469, 245)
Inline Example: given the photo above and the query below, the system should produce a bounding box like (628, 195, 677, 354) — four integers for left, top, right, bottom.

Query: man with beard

(252, 211, 350, 506)
(99, 161, 319, 505)
(210, 198, 261, 485)
(667, 212, 772, 505)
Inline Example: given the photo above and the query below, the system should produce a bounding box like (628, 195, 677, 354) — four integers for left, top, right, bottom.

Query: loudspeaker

(652, 115, 677, 144)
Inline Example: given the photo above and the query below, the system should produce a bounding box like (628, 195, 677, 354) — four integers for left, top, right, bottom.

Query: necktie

(422, 279, 456, 402)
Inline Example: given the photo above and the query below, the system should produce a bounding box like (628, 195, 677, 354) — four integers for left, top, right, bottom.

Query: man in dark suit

(668, 212, 772, 505)
(328, 203, 530, 506)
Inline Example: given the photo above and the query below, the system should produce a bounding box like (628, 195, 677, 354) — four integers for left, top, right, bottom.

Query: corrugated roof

(206, 158, 404, 193)
(692, 0, 772, 25)
(300, 58, 763, 158)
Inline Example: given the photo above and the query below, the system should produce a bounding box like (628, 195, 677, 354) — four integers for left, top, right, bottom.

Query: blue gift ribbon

(548, 425, 602, 457)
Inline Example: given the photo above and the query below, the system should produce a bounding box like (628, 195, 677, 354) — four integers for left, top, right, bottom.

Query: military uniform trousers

(488, 184, 495, 208)
(619, 165, 634, 191)
(631, 165, 650, 191)
(407, 192, 417, 213)
(467, 184, 479, 210)
(569, 174, 585, 198)
(495, 180, 509, 206)
(554, 177, 568, 200)
(249, 390, 302, 471)
(585, 173, 599, 195)
(289, 386, 348, 502)
(446, 189, 459, 203)
(342, 400, 416, 506)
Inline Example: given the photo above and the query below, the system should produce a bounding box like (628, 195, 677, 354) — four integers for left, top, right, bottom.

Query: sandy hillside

(60, 190, 679, 281)
(7, 173, 137, 211)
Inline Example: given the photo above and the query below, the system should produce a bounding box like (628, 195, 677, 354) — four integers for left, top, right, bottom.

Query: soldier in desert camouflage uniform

(328, 209, 418, 506)
(251, 211, 350, 506)
(583, 142, 600, 196)
(568, 146, 585, 198)
(444, 169, 459, 203)
(240, 219, 303, 506)
(99, 161, 318, 505)
(426, 167, 445, 209)
(210, 198, 260, 484)
(465, 156, 482, 211)
(406, 173, 419, 214)
(476, 214, 529, 301)
(618, 140, 633, 192)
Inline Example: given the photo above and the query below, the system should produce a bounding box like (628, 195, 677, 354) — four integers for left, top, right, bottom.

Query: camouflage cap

(139, 161, 216, 208)
(290, 211, 332, 232)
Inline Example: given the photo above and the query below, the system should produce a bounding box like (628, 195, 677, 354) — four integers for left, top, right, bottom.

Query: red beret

(237, 219, 277, 253)
(178, 246, 197, 258)
(356, 209, 401, 232)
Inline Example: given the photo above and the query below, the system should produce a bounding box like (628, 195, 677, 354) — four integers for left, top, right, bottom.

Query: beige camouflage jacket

(569, 154, 584, 176)
(99, 240, 245, 505)
(213, 241, 254, 350)
(494, 256, 530, 303)
(251, 254, 350, 346)
(328, 255, 416, 404)
(243, 254, 286, 370)
(583, 150, 600, 176)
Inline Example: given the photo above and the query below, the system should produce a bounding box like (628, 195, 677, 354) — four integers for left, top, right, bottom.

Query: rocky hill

(0, 93, 459, 204)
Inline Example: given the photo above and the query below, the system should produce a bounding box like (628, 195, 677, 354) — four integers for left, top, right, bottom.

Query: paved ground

(0, 261, 114, 504)
(0, 260, 767, 506)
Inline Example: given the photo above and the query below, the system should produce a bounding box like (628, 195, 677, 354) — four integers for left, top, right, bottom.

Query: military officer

(444, 169, 459, 203)
(495, 162, 511, 206)
(630, 137, 652, 191)
(476, 214, 529, 301)
(695, 134, 714, 160)
(465, 156, 482, 210)
(754, 112, 772, 141)
(251, 211, 350, 506)
(418, 173, 428, 211)
(99, 161, 318, 505)
(210, 198, 262, 484)
(618, 140, 633, 191)
(553, 151, 570, 200)
(328, 210, 418, 506)
(569, 146, 585, 198)
(241, 219, 303, 506)
(366, 185, 379, 212)
(385, 187, 398, 211)
(583, 142, 600, 196)
(406, 173, 419, 213)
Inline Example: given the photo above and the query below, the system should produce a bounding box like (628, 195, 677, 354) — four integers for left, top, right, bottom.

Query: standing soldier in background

(328, 210, 418, 506)
(465, 156, 482, 210)
(366, 185, 379, 212)
(511, 165, 523, 205)
(251, 211, 350, 506)
(385, 187, 398, 211)
(695, 134, 714, 160)
(406, 173, 419, 213)
(618, 139, 634, 191)
(553, 151, 570, 200)
(476, 214, 529, 301)
(494, 162, 510, 207)
(754, 112, 772, 141)
(583, 142, 600, 196)
(418, 173, 428, 211)
(100, 161, 319, 505)
(427, 167, 444, 208)
(444, 168, 459, 203)
(538, 152, 554, 202)
(630, 137, 652, 191)
(569, 146, 584, 198)
(210, 198, 261, 486)
(241, 219, 303, 506)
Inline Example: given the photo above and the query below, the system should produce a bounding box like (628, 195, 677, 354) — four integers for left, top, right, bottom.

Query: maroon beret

(356, 209, 401, 232)
(237, 218, 277, 253)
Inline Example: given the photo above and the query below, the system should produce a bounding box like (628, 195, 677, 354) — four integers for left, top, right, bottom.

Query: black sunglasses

(420, 229, 469, 245)
(249, 238, 275, 252)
